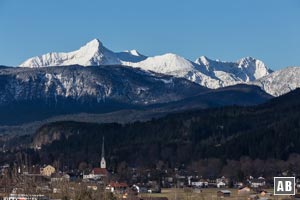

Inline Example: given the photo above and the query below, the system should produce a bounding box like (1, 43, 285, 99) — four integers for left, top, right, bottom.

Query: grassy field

(139, 188, 291, 200)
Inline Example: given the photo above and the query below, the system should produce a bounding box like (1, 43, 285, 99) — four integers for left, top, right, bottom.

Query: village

(0, 138, 299, 200)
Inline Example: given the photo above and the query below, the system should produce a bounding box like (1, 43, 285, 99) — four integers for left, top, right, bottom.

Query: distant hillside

(0, 65, 271, 126)
(0, 65, 206, 125)
(31, 88, 300, 168)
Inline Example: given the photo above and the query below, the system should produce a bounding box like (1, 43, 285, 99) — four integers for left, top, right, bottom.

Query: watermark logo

(274, 177, 295, 195)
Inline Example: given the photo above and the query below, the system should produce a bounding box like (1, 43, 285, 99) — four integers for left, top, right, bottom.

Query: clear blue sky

(0, 0, 299, 70)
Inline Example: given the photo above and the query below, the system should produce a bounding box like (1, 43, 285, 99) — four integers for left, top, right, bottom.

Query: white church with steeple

(82, 136, 108, 181)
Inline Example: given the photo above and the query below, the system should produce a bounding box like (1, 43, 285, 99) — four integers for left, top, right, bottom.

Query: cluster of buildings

(0, 137, 159, 200)
(1, 137, 300, 200)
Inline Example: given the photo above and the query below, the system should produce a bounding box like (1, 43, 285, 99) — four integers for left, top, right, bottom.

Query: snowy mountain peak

(70, 39, 108, 62)
(86, 38, 102, 47)
(79, 38, 103, 53)
(195, 56, 213, 68)
(238, 56, 264, 67)
(130, 53, 196, 73)
(192, 55, 271, 87)
(19, 39, 121, 67)
(238, 56, 255, 62)
(159, 53, 189, 61)
(237, 57, 272, 80)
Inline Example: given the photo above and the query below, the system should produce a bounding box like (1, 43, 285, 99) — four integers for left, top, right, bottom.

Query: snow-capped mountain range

(20, 39, 300, 96)
(19, 39, 144, 67)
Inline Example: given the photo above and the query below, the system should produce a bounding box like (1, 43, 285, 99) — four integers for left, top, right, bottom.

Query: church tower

(100, 136, 106, 169)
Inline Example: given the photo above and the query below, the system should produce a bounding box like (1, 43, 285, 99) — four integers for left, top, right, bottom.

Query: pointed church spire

(101, 136, 106, 169)
(101, 136, 105, 159)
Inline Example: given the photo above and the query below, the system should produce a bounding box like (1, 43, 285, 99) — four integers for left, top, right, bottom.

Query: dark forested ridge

(28, 88, 300, 169)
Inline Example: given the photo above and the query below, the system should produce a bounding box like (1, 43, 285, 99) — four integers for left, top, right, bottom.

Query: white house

(83, 168, 108, 181)
(249, 177, 266, 188)
(216, 176, 228, 188)
(189, 178, 208, 188)
(217, 181, 226, 188)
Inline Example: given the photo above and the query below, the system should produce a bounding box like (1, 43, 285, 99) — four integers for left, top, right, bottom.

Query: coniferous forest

(3, 88, 296, 176)
(1, 89, 300, 180)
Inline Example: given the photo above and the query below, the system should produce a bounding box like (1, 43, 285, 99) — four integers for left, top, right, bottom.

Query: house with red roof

(83, 167, 108, 181)
(106, 181, 129, 193)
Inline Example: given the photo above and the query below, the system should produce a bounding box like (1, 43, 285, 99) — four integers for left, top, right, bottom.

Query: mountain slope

(151, 84, 272, 111)
(0, 65, 207, 125)
(19, 39, 271, 89)
(30, 88, 300, 167)
(0, 64, 273, 126)
(252, 67, 300, 96)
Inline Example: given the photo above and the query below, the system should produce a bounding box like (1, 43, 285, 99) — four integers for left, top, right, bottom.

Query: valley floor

(141, 188, 288, 200)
